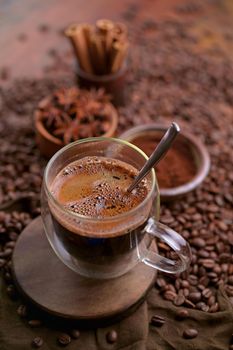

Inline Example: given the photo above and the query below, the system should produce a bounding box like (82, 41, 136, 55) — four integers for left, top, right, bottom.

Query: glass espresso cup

(41, 137, 191, 279)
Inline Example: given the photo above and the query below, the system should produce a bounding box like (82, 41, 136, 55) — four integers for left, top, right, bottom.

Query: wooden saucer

(12, 216, 157, 321)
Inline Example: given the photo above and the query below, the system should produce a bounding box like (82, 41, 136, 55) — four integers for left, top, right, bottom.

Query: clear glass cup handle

(138, 218, 192, 274)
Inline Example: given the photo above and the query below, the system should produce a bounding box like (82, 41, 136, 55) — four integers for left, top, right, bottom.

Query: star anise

(39, 87, 112, 144)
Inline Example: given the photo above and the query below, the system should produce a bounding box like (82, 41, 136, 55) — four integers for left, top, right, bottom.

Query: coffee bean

(183, 288, 190, 297)
(9, 232, 18, 241)
(219, 253, 231, 263)
(181, 280, 190, 288)
(175, 279, 181, 290)
(0, 248, 12, 258)
(184, 299, 195, 308)
(17, 304, 27, 318)
(207, 295, 216, 306)
(198, 250, 209, 258)
(161, 216, 175, 224)
(156, 278, 166, 288)
(202, 288, 212, 299)
(0, 13, 232, 321)
(199, 276, 209, 287)
(200, 259, 215, 269)
(28, 320, 42, 328)
(164, 290, 177, 301)
(192, 238, 205, 248)
(70, 329, 80, 339)
(197, 284, 205, 291)
(188, 292, 201, 303)
(176, 309, 189, 320)
(183, 328, 198, 339)
(106, 330, 118, 343)
(196, 302, 209, 312)
(150, 315, 165, 327)
(196, 301, 205, 309)
(209, 302, 219, 313)
(57, 333, 71, 346)
(173, 294, 185, 306)
(188, 275, 198, 286)
(32, 337, 43, 348)
(5, 241, 16, 249)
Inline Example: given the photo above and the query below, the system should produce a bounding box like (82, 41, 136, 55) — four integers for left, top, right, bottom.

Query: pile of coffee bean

(119, 13, 233, 313)
(0, 1, 232, 347)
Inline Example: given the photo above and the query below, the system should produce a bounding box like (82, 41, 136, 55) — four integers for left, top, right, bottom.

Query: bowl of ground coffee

(120, 124, 210, 201)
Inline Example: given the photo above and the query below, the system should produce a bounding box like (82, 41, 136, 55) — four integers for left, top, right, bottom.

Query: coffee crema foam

(51, 156, 149, 218)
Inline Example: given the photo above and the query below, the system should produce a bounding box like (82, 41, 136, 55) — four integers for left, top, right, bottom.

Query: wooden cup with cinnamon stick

(65, 19, 129, 105)
(65, 19, 129, 75)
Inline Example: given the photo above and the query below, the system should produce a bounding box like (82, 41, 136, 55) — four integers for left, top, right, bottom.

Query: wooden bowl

(76, 61, 128, 106)
(34, 97, 118, 159)
(120, 124, 210, 201)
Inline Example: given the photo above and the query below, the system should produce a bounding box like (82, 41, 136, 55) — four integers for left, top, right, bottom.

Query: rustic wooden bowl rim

(34, 96, 118, 147)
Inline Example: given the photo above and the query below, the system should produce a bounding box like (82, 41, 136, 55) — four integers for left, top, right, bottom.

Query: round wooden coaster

(12, 216, 157, 321)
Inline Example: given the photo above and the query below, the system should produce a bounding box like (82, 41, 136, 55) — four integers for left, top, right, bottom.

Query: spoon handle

(127, 122, 180, 192)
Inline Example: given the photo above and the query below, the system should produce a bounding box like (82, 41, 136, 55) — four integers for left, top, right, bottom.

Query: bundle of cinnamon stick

(65, 19, 129, 75)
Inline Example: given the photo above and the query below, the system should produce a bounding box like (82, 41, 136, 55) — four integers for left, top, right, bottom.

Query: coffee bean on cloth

(147, 287, 233, 350)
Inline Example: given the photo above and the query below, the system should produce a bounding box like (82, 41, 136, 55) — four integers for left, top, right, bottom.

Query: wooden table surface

(1, 0, 233, 80)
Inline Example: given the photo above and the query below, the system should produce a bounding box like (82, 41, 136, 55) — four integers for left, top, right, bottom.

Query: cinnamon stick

(65, 20, 129, 75)
(65, 24, 94, 74)
(110, 41, 129, 73)
(90, 33, 106, 74)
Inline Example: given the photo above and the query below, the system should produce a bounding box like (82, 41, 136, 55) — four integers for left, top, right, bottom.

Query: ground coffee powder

(131, 135, 197, 188)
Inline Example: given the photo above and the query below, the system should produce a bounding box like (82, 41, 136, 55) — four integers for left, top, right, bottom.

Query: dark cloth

(0, 277, 232, 350)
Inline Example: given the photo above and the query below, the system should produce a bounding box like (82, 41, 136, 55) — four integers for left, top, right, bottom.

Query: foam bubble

(51, 156, 149, 218)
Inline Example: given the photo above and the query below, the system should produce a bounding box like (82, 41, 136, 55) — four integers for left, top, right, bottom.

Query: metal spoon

(127, 122, 180, 192)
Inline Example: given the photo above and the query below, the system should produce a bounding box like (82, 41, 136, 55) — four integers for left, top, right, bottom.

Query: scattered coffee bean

(156, 278, 166, 288)
(32, 337, 43, 348)
(70, 329, 80, 339)
(28, 320, 42, 328)
(106, 330, 118, 344)
(0, 248, 12, 258)
(57, 333, 71, 346)
(176, 309, 189, 320)
(188, 292, 201, 303)
(209, 302, 219, 313)
(164, 290, 177, 301)
(150, 315, 165, 327)
(173, 294, 185, 306)
(5, 241, 16, 249)
(183, 328, 198, 339)
(192, 238, 205, 248)
(0, 11, 232, 337)
(17, 304, 27, 318)
(202, 288, 212, 299)
(184, 299, 195, 309)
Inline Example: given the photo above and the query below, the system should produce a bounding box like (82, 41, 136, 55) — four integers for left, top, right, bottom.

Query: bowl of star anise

(35, 87, 118, 158)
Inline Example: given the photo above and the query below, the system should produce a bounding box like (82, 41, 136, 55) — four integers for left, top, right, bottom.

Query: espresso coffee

(49, 156, 152, 278)
(51, 156, 148, 219)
